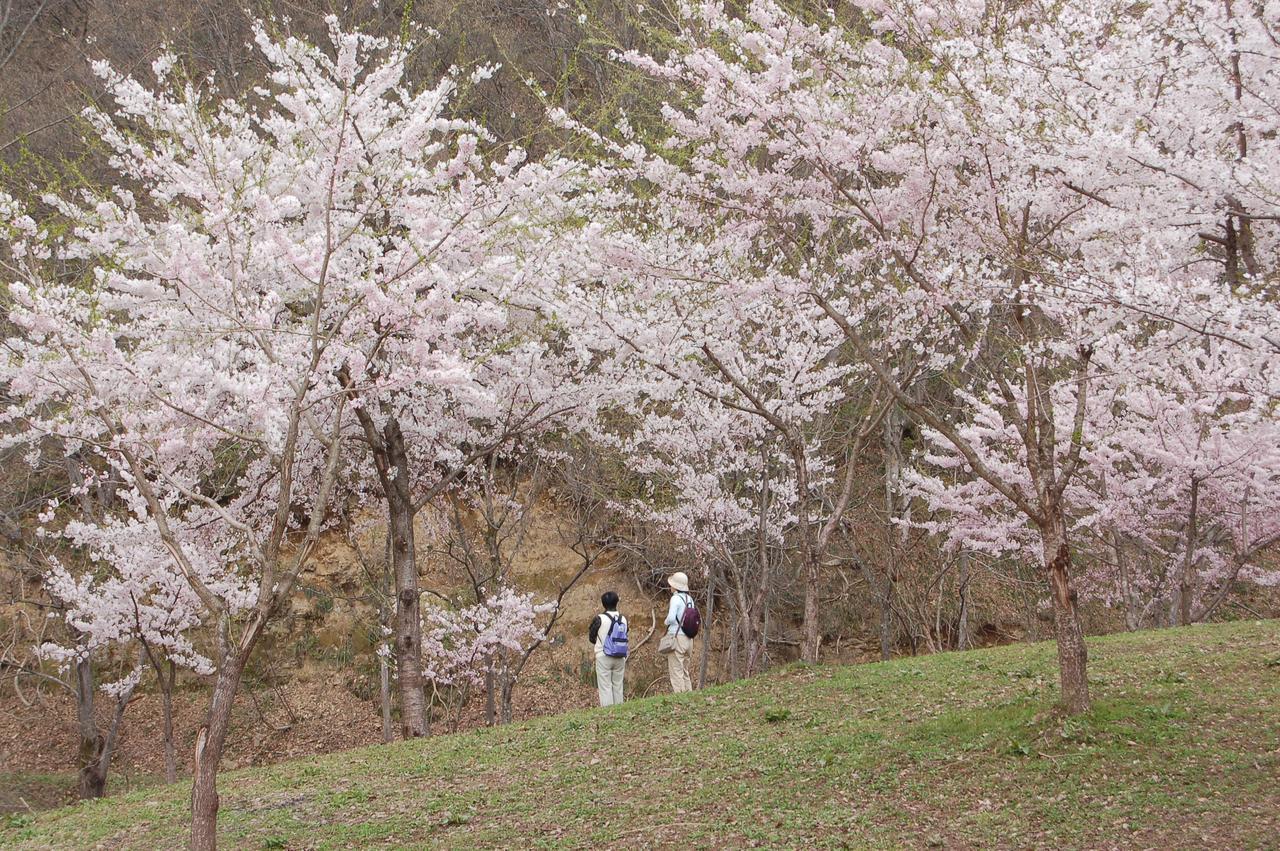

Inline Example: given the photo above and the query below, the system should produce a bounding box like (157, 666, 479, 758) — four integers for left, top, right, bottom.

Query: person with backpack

(660, 572, 699, 693)
(588, 591, 629, 706)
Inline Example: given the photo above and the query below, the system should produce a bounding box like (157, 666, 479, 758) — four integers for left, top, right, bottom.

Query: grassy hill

(3, 621, 1277, 850)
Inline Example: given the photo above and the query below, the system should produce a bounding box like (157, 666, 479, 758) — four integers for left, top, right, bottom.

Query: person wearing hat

(662, 571, 696, 693)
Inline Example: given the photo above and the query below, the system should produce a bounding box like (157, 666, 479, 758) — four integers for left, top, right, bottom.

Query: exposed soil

(0, 502, 1091, 815)
(0, 507, 668, 813)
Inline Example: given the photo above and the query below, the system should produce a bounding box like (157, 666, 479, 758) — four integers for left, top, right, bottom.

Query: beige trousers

(666, 632, 694, 693)
(595, 653, 626, 706)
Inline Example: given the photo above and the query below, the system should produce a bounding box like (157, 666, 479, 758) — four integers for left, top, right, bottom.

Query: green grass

(3, 621, 1277, 849)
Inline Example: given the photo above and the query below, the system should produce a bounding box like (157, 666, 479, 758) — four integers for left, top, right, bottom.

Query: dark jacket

(588, 610, 622, 645)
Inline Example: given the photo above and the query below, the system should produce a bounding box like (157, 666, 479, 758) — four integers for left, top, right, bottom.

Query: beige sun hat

(667, 571, 690, 593)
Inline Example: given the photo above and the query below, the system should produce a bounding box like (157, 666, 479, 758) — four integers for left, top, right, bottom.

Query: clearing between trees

(3, 619, 1276, 850)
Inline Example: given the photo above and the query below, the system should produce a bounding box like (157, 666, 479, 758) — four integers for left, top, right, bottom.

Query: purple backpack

(602, 613, 629, 658)
(679, 593, 701, 638)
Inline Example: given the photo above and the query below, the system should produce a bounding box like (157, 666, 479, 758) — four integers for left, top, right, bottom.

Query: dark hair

(601, 591, 619, 610)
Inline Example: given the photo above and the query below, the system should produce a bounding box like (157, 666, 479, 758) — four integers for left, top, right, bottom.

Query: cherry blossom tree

(40, 514, 217, 786)
(315, 55, 615, 738)
(574, 0, 1278, 713)
(907, 326, 1280, 631)
(1014, 0, 1280, 336)
(0, 454, 169, 798)
(0, 25, 357, 833)
(877, 0, 1280, 632)
(600, 381, 790, 673)
(426, 445, 602, 725)
(551, 200, 892, 663)
(562, 0, 1098, 706)
(0, 17, 596, 846)
(1082, 334, 1280, 626)
(420, 584, 552, 729)
(3, 15, 621, 836)
(340, 316, 608, 738)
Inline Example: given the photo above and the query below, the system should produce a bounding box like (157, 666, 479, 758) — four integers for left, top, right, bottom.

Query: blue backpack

(601, 613, 629, 658)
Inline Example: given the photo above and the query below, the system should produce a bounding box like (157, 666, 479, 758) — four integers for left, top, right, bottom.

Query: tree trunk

(499, 667, 516, 725)
(1178, 477, 1201, 627)
(789, 444, 820, 664)
(762, 605, 773, 669)
(880, 406, 906, 662)
(346, 392, 430, 741)
(698, 566, 716, 688)
(376, 540, 395, 745)
(94, 661, 140, 798)
(484, 665, 496, 727)
(956, 551, 972, 651)
(379, 651, 394, 744)
(801, 558, 819, 663)
(162, 660, 177, 784)
(75, 656, 106, 800)
(877, 574, 894, 661)
(1110, 532, 1142, 631)
(744, 456, 772, 677)
(1041, 516, 1090, 715)
(727, 607, 740, 681)
(385, 421, 429, 739)
(190, 649, 247, 851)
(744, 567, 769, 676)
(852, 554, 893, 661)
